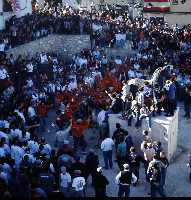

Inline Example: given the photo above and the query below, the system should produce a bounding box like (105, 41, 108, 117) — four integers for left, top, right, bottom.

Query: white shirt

(26, 79, 34, 88)
(21, 132, 30, 142)
(11, 145, 25, 166)
(0, 43, 5, 52)
(134, 63, 140, 70)
(84, 76, 94, 87)
(10, 128, 22, 140)
(0, 68, 9, 80)
(101, 58, 108, 65)
(41, 143, 52, 156)
(67, 81, 77, 91)
(56, 124, 72, 143)
(40, 54, 48, 64)
(0, 131, 9, 144)
(3, 86, 14, 100)
(60, 172, 71, 188)
(28, 106, 36, 118)
(14, 110, 26, 123)
(3, 120, 9, 129)
(59, 102, 65, 112)
(122, 84, 130, 102)
(144, 148, 156, 162)
(72, 177, 86, 191)
(26, 63, 34, 73)
(128, 70, 135, 79)
(32, 93, 39, 102)
(137, 92, 144, 107)
(115, 59, 122, 65)
(0, 147, 5, 158)
(101, 138, 114, 152)
(48, 83, 56, 93)
(0, 163, 12, 174)
(78, 58, 87, 67)
(93, 50, 100, 59)
(97, 110, 106, 126)
(93, 23, 102, 32)
(28, 140, 39, 154)
(135, 71, 143, 78)
(116, 33, 126, 41)
(92, 71, 102, 80)
(55, 65, 62, 74)
(3, 143, 10, 155)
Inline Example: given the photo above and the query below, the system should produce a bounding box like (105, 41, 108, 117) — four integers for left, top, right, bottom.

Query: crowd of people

(0, 2, 191, 199)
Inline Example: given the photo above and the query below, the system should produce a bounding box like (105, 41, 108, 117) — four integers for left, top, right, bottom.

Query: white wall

(0, 0, 32, 30)
(15, 0, 32, 17)
(0, 0, 5, 30)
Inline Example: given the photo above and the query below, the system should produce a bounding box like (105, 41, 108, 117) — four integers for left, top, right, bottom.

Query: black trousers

(131, 166, 139, 181)
(117, 156, 126, 171)
(167, 99, 176, 115)
(94, 187, 106, 197)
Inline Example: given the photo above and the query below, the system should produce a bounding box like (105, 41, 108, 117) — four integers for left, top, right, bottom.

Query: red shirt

(71, 120, 90, 138)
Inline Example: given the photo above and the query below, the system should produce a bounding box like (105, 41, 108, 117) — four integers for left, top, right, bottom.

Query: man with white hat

(92, 167, 109, 197)
(115, 163, 137, 197)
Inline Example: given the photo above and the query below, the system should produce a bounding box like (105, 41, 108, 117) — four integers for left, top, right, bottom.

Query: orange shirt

(139, 31, 145, 40)
(71, 120, 90, 138)
(37, 103, 50, 118)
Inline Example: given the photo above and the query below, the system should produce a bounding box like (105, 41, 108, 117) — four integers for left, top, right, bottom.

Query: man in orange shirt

(71, 118, 90, 153)
(37, 101, 50, 132)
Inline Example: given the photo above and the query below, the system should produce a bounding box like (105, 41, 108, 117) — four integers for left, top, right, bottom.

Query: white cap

(97, 167, 102, 172)
(123, 164, 129, 169)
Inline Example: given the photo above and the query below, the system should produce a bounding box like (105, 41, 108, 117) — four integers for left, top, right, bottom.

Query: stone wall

(6, 34, 91, 58)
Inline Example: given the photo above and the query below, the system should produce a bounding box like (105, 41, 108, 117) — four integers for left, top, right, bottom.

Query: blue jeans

(150, 182, 165, 197)
(118, 184, 130, 197)
(139, 114, 152, 128)
(127, 115, 133, 126)
(73, 190, 84, 197)
(39, 117, 46, 132)
(135, 113, 140, 128)
(160, 168, 167, 189)
(184, 104, 191, 118)
(73, 135, 87, 151)
(103, 150, 113, 169)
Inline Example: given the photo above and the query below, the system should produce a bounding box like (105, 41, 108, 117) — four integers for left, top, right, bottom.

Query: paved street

(39, 103, 191, 197)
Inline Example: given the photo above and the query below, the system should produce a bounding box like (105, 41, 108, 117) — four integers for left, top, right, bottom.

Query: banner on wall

(143, 0, 171, 12)
(3, 0, 21, 12)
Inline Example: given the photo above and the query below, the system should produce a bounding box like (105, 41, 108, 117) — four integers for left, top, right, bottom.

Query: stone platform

(108, 109, 179, 162)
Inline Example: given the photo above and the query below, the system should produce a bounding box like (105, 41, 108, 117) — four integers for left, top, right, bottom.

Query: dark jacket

(127, 152, 142, 168)
(92, 172, 109, 188)
(112, 128, 128, 145)
(85, 153, 99, 171)
(119, 170, 132, 185)
(70, 161, 86, 178)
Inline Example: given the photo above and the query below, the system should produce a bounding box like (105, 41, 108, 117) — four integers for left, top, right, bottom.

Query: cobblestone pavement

(40, 103, 191, 197)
